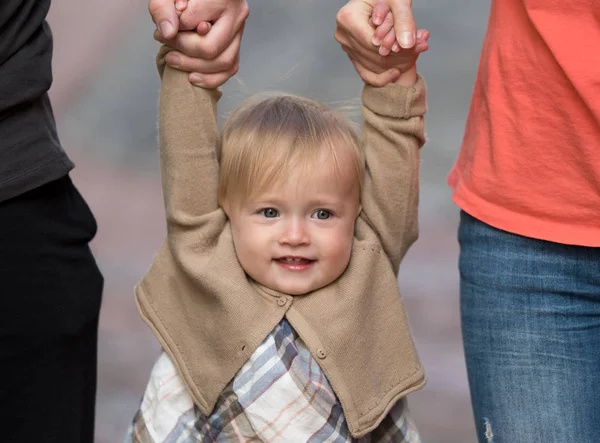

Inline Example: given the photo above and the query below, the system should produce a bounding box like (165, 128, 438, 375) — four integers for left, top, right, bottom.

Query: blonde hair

(218, 93, 364, 208)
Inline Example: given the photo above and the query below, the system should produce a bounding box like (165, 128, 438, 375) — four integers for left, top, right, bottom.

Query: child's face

(226, 152, 361, 295)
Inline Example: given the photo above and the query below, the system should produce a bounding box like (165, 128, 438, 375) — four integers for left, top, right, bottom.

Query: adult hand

(149, 0, 249, 87)
(338, 0, 416, 50)
(335, 0, 428, 87)
(149, 0, 189, 39)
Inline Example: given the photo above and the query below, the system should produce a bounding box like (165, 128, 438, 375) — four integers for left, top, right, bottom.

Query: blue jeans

(459, 211, 600, 443)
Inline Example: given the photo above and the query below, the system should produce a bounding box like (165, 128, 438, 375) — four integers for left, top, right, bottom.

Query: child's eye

(260, 208, 279, 218)
(312, 209, 332, 220)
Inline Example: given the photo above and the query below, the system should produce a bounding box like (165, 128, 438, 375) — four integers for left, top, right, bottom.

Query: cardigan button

(316, 348, 327, 359)
(277, 296, 287, 307)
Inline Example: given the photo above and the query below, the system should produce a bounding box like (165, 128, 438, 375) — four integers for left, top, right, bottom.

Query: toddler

(127, 16, 429, 443)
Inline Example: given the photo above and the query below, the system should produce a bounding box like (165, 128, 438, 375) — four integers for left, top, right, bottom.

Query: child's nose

(278, 218, 310, 246)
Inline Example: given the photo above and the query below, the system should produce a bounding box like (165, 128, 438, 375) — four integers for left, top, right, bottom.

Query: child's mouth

(274, 257, 315, 271)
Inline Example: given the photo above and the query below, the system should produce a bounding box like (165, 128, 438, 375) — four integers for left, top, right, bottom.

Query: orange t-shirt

(448, 0, 600, 246)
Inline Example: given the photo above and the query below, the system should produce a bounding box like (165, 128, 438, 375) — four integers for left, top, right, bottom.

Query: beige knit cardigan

(136, 49, 427, 438)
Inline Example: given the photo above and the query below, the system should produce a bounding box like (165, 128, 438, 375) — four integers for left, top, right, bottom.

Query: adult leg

(459, 211, 600, 443)
(0, 176, 103, 443)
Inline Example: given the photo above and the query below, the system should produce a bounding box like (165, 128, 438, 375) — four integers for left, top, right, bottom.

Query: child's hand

(340, 29, 428, 87)
(370, 2, 429, 56)
(175, 0, 187, 18)
(336, 0, 429, 87)
(151, 0, 249, 88)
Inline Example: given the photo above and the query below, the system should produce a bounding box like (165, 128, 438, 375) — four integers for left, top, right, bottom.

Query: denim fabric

(458, 211, 600, 443)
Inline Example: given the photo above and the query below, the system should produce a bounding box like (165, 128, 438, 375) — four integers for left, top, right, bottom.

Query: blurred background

(48, 1, 490, 441)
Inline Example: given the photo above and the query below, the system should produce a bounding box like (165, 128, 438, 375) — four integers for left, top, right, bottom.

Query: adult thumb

(149, 0, 179, 39)
(387, 0, 416, 48)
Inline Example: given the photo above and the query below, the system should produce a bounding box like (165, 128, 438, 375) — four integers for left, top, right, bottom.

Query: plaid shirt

(125, 320, 421, 443)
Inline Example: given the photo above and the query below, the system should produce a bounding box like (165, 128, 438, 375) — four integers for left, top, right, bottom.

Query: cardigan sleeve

(156, 46, 223, 237)
(359, 75, 427, 273)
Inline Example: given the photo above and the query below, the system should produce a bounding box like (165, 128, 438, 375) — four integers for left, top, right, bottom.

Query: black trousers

(0, 175, 103, 443)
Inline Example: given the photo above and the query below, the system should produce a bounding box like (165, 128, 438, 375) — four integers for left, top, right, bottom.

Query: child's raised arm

(345, 13, 429, 273)
(156, 45, 223, 236)
(360, 73, 426, 273)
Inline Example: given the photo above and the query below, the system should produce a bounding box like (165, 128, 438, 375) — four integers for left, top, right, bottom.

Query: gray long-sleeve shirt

(0, 0, 73, 202)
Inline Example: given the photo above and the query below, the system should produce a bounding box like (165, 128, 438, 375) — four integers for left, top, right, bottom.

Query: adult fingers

(164, 49, 239, 75)
(335, 1, 374, 49)
(199, 3, 248, 59)
(176, 1, 248, 59)
(372, 11, 393, 46)
(381, 26, 430, 55)
(340, 32, 396, 69)
(149, 0, 179, 39)
(386, 0, 416, 48)
(349, 57, 400, 87)
(380, 27, 430, 55)
(188, 64, 240, 89)
(196, 21, 212, 36)
(379, 28, 397, 55)
(154, 26, 237, 60)
(164, 29, 242, 74)
(175, 0, 187, 17)
(345, 31, 422, 70)
(344, 48, 390, 74)
(370, 2, 389, 27)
